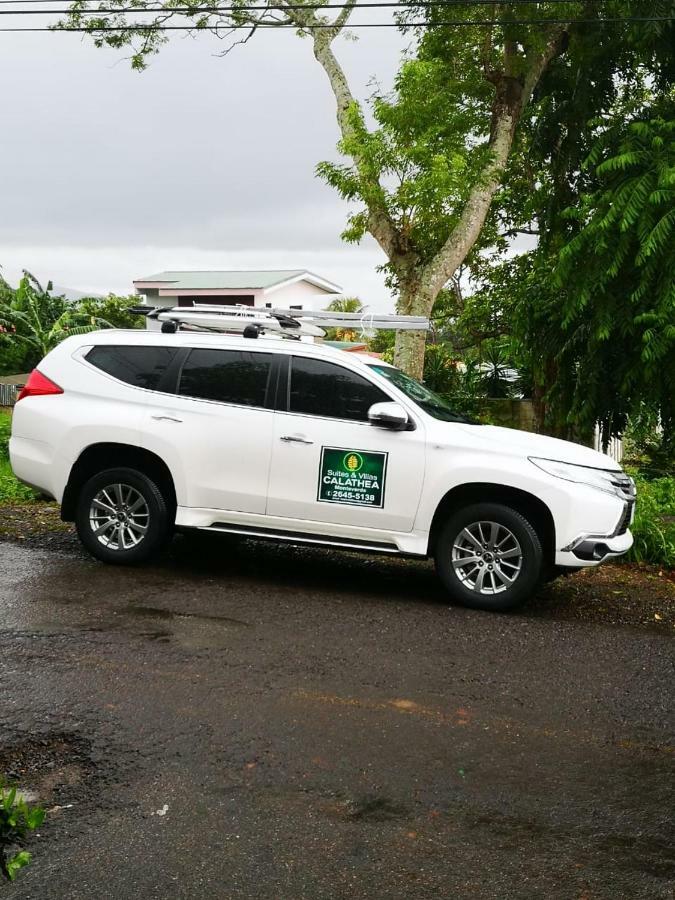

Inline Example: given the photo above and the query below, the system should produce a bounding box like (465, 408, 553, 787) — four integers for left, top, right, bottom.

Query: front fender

(416, 451, 625, 552)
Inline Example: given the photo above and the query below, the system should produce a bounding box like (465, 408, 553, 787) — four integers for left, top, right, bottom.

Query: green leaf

(5, 850, 32, 882)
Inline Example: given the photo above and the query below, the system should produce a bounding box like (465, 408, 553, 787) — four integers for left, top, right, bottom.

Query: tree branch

(423, 25, 569, 298)
(279, 0, 399, 259)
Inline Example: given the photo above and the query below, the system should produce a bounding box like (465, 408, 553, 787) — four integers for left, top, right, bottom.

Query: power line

(0, 0, 621, 5)
(0, 3, 633, 13)
(0, 1, 633, 10)
(0, 14, 671, 27)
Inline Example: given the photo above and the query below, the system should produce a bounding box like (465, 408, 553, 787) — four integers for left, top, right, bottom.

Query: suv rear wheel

(75, 467, 171, 564)
(435, 502, 544, 612)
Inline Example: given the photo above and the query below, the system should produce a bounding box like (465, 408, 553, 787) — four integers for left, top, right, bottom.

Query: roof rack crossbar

(136, 304, 429, 332)
(133, 304, 430, 339)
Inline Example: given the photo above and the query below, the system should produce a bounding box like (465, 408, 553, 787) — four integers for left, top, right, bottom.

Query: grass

(0, 409, 36, 504)
(625, 470, 675, 568)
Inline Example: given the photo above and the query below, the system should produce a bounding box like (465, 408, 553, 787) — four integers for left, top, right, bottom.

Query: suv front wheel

(75, 467, 171, 564)
(435, 502, 544, 612)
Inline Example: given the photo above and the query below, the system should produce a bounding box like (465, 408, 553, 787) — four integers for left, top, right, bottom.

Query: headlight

(529, 458, 635, 500)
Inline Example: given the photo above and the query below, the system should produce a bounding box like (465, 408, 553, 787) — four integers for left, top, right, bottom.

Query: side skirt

(191, 522, 425, 558)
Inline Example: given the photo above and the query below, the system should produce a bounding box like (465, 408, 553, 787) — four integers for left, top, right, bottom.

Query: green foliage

(0, 779, 46, 881)
(556, 116, 675, 445)
(0, 459, 34, 505)
(75, 294, 143, 330)
(323, 296, 364, 341)
(0, 411, 36, 504)
(625, 472, 675, 566)
(622, 410, 674, 474)
(0, 409, 11, 459)
(0, 271, 113, 369)
(316, 53, 494, 284)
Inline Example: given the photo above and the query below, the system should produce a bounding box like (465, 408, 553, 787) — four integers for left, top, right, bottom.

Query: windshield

(369, 364, 478, 424)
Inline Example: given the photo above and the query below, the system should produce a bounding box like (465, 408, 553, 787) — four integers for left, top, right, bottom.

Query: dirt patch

(530, 563, 675, 630)
(0, 733, 96, 807)
(0, 503, 79, 551)
(324, 793, 410, 823)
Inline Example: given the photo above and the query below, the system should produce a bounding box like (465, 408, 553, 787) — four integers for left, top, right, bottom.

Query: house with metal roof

(133, 270, 342, 312)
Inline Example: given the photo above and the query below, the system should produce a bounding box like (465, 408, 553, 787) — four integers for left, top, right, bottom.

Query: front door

(266, 355, 426, 533)
(142, 346, 275, 513)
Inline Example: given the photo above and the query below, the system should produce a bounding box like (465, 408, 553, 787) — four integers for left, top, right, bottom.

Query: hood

(452, 424, 622, 471)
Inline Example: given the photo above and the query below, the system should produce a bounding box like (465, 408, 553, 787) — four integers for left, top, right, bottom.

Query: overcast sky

(0, 9, 407, 310)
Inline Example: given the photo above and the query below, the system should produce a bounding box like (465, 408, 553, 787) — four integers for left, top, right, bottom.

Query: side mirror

(368, 401, 410, 430)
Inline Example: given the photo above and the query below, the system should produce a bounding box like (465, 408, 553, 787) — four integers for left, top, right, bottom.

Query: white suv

(9, 330, 635, 611)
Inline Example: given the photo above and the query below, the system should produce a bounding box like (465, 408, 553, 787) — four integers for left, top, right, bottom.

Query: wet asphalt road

(0, 533, 673, 900)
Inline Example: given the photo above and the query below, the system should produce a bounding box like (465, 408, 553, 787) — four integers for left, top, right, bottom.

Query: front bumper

(556, 502, 634, 567)
(567, 529, 634, 563)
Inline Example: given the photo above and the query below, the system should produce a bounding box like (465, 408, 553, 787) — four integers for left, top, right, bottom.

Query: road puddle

(125, 604, 250, 628)
(122, 604, 250, 650)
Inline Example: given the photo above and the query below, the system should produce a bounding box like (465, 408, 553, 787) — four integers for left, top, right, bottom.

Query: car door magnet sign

(318, 447, 388, 508)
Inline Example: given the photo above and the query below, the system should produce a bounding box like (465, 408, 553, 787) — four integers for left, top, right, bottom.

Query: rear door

(141, 346, 277, 513)
(266, 354, 426, 532)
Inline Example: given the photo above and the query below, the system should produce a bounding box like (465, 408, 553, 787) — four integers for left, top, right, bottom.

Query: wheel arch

(428, 482, 556, 566)
(61, 442, 177, 522)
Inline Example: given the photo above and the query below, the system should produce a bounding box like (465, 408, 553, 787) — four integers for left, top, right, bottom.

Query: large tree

(62, 0, 590, 376)
(469, 5, 675, 442)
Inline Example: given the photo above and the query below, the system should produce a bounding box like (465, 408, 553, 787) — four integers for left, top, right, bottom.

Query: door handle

(151, 415, 183, 423)
(280, 434, 314, 445)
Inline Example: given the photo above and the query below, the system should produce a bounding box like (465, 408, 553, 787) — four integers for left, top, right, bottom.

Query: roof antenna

(243, 324, 260, 339)
(161, 320, 178, 333)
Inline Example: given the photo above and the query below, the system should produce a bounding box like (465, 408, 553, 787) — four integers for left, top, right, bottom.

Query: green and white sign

(318, 447, 388, 508)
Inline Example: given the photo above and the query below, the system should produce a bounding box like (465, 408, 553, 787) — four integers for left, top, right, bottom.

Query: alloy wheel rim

(89, 483, 150, 551)
(451, 520, 523, 595)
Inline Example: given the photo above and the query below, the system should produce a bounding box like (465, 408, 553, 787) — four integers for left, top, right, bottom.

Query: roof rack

(130, 304, 430, 340)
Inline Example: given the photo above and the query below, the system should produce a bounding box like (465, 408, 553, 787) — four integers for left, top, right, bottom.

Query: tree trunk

(304, 14, 568, 382)
(393, 330, 427, 380)
(393, 279, 435, 379)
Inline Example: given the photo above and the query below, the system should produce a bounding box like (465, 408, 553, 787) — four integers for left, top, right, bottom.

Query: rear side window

(86, 345, 178, 391)
(289, 356, 388, 421)
(178, 349, 272, 408)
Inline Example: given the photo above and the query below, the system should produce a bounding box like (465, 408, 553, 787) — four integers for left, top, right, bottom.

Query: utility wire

(0, 0, 622, 5)
(0, 14, 671, 27)
(0, 4, 637, 13)
(0, 1, 634, 11)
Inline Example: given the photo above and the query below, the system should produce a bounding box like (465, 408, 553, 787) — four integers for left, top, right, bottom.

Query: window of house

(178, 348, 272, 408)
(289, 356, 388, 422)
(86, 345, 178, 391)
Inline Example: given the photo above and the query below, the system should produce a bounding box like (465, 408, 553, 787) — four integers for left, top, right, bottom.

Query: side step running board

(198, 522, 400, 554)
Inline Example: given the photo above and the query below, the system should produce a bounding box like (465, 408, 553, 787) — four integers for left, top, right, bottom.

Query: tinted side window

(86, 345, 178, 391)
(178, 349, 272, 407)
(289, 357, 388, 421)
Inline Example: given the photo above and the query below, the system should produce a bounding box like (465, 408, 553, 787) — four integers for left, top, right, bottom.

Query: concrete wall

(266, 280, 336, 312)
(480, 399, 537, 432)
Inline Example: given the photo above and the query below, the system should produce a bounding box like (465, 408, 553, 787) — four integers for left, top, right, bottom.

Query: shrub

(624, 472, 675, 567)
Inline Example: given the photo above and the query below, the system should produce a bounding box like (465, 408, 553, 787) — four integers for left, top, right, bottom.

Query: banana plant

(0, 270, 112, 361)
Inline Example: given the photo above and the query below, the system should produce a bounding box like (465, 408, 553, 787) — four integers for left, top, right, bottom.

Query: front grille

(610, 472, 636, 502)
(615, 501, 634, 536)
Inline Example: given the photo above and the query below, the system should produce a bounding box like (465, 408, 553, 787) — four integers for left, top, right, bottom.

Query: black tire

(434, 502, 544, 612)
(75, 467, 171, 565)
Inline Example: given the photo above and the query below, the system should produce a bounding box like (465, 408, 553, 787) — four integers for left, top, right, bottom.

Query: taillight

(17, 369, 64, 402)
